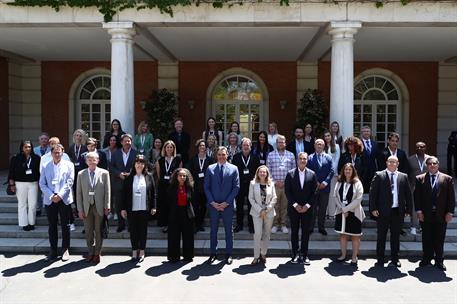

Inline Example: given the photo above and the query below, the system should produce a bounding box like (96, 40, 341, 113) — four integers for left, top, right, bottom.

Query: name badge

(52, 179, 59, 185)
(198, 173, 205, 178)
(243, 169, 250, 175)
(164, 175, 170, 180)
(279, 165, 285, 170)
(135, 192, 142, 197)
(259, 160, 265, 165)
(139, 149, 144, 153)
(89, 191, 95, 196)
(25, 169, 33, 175)
(75, 162, 80, 167)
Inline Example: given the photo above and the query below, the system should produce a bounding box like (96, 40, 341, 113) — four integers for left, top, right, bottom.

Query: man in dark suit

(360, 125, 378, 193)
(232, 138, 260, 233)
(286, 126, 305, 160)
(369, 155, 413, 267)
(204, 146, 240, 264)
(110, 134, 137, 232)
(168, 118, 191, 166)
(414, 156, 455, 271)
(306, 139, 334, 235)
(377, 132, 409, 174)
(285, 152, 317, 265)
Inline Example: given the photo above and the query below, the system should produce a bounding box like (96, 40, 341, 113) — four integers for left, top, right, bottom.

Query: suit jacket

(167, 184, 194, 220)
(248, 181, 277, 218)
(39, 159, 75, 205)
(110, 148, 138, 188)
(284, 167, 318, 213)
(378, 147, 410, 174)
(81, 149, 108, 170)
(121, 172, 156, 212)
(168, 131, 191, 165)
(333, 180, 366, 222)
(407, 154, 430, 188)
(414, 172, 455, 222)
(361, 138, 379, 174)
(68, 144, 88, 172)
(76, 167, 110, 217)
(187, 155, 215, 193)
(231, 152, 261, 187)
(369, 170, 413, 217)
(204, 162, 240, 207)
(286, 139, 314, 159)
(306, 152, 334, 193)
(338, 152, 366, 179)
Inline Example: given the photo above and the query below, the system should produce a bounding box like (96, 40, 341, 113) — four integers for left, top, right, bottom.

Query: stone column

(103, 21, 136, 135)
(328, 21, 361, 140)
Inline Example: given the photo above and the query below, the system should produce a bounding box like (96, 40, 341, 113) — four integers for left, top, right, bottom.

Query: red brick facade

(318, 61, 438, 154)
(0, 57, 9, 169)
(41, 61, 157, 147)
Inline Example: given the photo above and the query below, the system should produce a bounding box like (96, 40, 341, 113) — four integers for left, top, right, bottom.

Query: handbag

(5, 182, 15, 196)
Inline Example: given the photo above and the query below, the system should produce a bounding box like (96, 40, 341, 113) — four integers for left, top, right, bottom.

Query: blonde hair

(253, 165, 273, 185)
(137, 120, 149, 134)
(73, 129, 87, 145)
(161, 140, 177, 157)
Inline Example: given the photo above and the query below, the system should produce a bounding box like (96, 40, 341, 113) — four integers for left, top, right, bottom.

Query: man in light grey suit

(77, 152, 111, 263)
(39, 144, 74, 262)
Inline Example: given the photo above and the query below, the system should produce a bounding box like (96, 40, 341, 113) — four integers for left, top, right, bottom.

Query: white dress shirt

(132, 174, 147, 211)
(388, 170, 399, 208)
(122, 148, 131, 167)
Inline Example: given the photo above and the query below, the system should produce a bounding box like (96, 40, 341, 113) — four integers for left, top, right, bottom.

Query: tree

(296, 89, 328, 137)
(144, 88, 178, 141)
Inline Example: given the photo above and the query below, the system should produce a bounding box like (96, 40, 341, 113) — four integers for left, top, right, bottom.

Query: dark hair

(195, 138, 206, 148)
(293, 125, 305, 133)
(330, 121, 340, 136)
(344, 136, 364, 154)
(255, 131, 270, 154)
(323, 130, 336, 154)
(130, 154, 149, 175)
(304, 123, 314, 136)
(205, 116, 221, 143)
(121, 133, 133, 141)
(110, 119, 124, 133)
(170, 168, 194, 189)
(19, 140, 35, 155)
(229, 121, 240, 135)
(388, 132, 400, 141)
(51, 144, 65, 153)
(337, 163, 359, 184)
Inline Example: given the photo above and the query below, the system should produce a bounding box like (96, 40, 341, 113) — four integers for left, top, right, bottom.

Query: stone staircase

(1, 193, 456, 258)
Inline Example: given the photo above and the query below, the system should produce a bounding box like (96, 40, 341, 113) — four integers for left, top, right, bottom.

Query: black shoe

(44, 252, 58, 262)
(297, 256, 304, 264)
(303, 257, 310, 266)
(116, 226, 125, 233)
(183, 257, 193, 263)
(435, 262, 446, 271)
(199, 227, 205, 232)
(162, 226, 168, 233)
(81, 229, 85, 234)
(375, 260, 384, 267)
(28, 225, 35, 231)
(234, 225, 243, 233)
(400, 229, 406, 236)
(290, 254, 299, 264)
(248, 226, 255, 234)
(36, 210, 41, 217)
(318, 229, 328, 236)
(137, 256, 145, 263)
(335, 256, 346, 263)
(22, 226, 30, 231)
(207, 254, 217, 264)
(350, 259, 358, 266)
(309, 229, 314, 235)
(419, 260, 432, 267)
(389, 260, 401, 268)
(225, 255, 233, 265)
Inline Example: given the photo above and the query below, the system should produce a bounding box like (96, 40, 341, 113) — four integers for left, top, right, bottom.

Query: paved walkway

(1, 255, 456, 304)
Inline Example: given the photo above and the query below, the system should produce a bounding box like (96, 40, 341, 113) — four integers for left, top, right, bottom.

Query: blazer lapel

(384, 171, 393, 205)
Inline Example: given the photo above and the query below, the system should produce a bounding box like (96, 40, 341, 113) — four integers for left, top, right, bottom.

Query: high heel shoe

(350, 259, 358, 266)
(336, 256, 346, 262)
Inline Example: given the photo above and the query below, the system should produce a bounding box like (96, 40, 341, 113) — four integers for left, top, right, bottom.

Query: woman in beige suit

(333, 163, 365, 266)
(248, 165, 277, 265)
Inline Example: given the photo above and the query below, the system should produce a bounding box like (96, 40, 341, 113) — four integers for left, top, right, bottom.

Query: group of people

(7, 117, 455, 271)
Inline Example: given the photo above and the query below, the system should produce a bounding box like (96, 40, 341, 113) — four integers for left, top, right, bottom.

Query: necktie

(366, 140, 371, 153)
(317, 154, 322, 167)
(431, 174, 437, 209)
(219, 165, 224, 184)
(90, 171, 95, 188)
(390, 173, 395, 194)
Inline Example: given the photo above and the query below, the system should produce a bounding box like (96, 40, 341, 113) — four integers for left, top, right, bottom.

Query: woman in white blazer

(333, 162, 365, 266)
(248, 165, 277, 265)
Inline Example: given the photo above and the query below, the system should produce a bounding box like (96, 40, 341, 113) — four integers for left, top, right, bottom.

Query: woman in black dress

(338, 136, 366, 180)
(303, 123, 315, 155)
(102, 119, 126, 148)
(167, 168, 195, 262)
(155, 140, 182, 232)
(187, 139, 215, 232)
(252, 131, 274, 166)
(333, 163, 365, 265)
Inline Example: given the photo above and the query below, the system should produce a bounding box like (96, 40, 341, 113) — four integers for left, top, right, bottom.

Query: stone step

(3, 224, 454, 242)
(0, 237, 456, 257)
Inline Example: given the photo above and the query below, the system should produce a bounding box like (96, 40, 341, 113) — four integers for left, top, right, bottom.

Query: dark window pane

(92, 104, 101, 112)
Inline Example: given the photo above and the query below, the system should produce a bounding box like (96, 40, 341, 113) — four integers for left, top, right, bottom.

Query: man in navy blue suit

(204, 146, 240, 264)
(360, 125, 378, 193)
(307, 139, 334, 235)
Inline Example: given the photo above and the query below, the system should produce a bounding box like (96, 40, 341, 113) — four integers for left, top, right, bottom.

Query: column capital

(103, 21, 136, 39)
(327, 21, 362, 40)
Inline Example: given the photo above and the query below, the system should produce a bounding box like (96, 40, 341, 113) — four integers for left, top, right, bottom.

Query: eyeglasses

(427, 162, 438, 165)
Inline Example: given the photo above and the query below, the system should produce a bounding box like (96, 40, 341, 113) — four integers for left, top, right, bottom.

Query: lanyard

(199, 157, 206, 172)
(277, 151, 286, 166)
(74, 145, 81, 160)
(342, 182, 350, 201)
(140, 135, 145, 148)
(165, 157, 174, 173)
(26, 157, 32, 169)
(88, 170, 96, 189)
(351, 154, 356, 166)
(241, 154, 251, 168)
(416, 155, 426, 172)
(430, 173, 439, 189)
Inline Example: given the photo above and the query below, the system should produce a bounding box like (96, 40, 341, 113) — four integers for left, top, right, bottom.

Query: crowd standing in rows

(7, 118, 455, 271)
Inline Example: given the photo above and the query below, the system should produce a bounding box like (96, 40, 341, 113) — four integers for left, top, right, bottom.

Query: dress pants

(209, 206, 234, 255)
(128, 210, 149, 250)
(289, 210, 312, 257)
(83, 204, 104, 255)
(376, 208, 401, 262)
(46, 201, 71, 253)
(168, 206, 194, 260)
(236, 184, 253, 229)
(310, 191, 329, 231)
(273, 185, 288, 227)
(194, 190, 207, 230)
(326, 177, 338, 217)
(112, 187, 126, 229)
(157, 181, 169, 227)
(15, 181, 38, 227)
(252, 214, 274, 258)
(421, 212, 447, 263)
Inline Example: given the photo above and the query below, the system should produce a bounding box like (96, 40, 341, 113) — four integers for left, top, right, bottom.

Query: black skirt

(335, 211, 362, 236)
